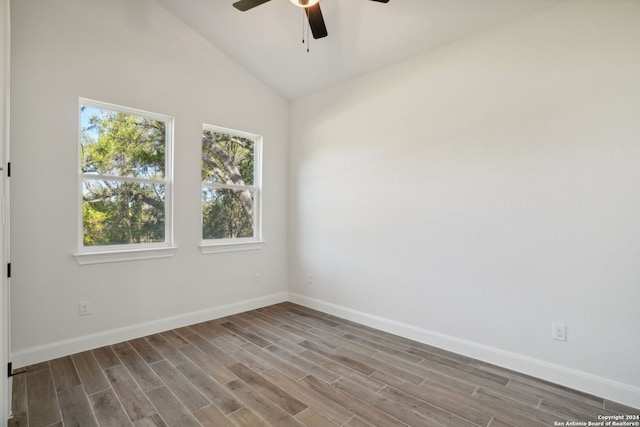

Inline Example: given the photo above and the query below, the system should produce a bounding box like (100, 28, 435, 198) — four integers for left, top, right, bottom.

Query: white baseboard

(288, 293, 640, 410)
(11, 292, 288, 369)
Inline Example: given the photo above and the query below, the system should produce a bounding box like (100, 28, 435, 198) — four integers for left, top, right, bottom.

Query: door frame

(1, 0, 11, 423)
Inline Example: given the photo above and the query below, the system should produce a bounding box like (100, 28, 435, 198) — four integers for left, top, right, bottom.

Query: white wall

(289, 0, 640, 407)
(10, 0, 289, 365)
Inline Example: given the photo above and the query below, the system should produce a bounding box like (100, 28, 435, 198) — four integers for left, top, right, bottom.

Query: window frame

(200, 124, 263, 254)
(74, 98, 176, 265)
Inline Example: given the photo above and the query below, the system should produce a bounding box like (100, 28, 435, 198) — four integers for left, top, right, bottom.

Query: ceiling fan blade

(305, 3, 328, 39)
(368, 0, 389, 2)
(232, 0, 272, 12)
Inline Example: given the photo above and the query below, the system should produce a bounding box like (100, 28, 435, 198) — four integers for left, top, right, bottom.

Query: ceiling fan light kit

(232, 0, 389, 52)
(289, 0, 320, 7)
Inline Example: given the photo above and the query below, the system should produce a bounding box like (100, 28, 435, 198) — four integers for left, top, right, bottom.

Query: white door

(0, 0, 11, 423)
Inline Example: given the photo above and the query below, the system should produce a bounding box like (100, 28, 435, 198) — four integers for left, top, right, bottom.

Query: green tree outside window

(201, 127, 260, 241)
(80, 102, 171, 247)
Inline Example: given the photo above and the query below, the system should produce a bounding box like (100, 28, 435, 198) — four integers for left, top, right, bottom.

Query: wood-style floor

(8, 302, 638, 427)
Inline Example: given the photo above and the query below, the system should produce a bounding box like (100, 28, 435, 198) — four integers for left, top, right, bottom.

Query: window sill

(74, 246, 178, 265)
(199, 240, 264, 254)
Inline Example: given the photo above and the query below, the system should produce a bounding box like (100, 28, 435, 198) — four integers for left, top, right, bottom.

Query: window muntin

(201, 125, 261, 245)
(79, 99, 173, 251)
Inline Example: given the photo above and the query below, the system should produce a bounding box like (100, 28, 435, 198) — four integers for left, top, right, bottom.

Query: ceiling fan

(232, 0, 390, 40)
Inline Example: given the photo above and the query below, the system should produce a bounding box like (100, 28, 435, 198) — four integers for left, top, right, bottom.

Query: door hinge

(8, 362, 26, 378)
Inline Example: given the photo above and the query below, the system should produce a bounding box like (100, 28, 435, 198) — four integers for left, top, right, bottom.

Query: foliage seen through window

(202, 127, 259, 241)
(80, 103, 170, 247)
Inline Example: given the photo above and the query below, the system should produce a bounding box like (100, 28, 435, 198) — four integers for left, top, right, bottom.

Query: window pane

(83, 179, 165, 246)
(81, 105, 166, 179)
(202, 130, 254, 186)
(202, 187, 254, 240)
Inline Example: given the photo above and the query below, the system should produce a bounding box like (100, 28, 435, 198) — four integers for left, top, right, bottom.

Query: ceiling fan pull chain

(306, 14, 311, 52)
(302, 9, 305, 44)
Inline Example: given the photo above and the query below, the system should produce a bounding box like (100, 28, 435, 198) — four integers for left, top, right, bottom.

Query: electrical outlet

(552, 323, 566, 341)
(306, 273, 312, 285)
(79, 301, 91, 316)
(255, 273, 262, 285)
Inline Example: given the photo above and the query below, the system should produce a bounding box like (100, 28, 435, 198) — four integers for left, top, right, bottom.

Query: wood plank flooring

(8, 302, 639, 426)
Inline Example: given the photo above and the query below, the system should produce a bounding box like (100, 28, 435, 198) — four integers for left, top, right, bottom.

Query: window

(75, 99, 175, 264)
(201, 125, 262, 253)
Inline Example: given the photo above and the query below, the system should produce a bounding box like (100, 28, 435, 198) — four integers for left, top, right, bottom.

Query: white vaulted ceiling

(155, 0, 568, 99)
